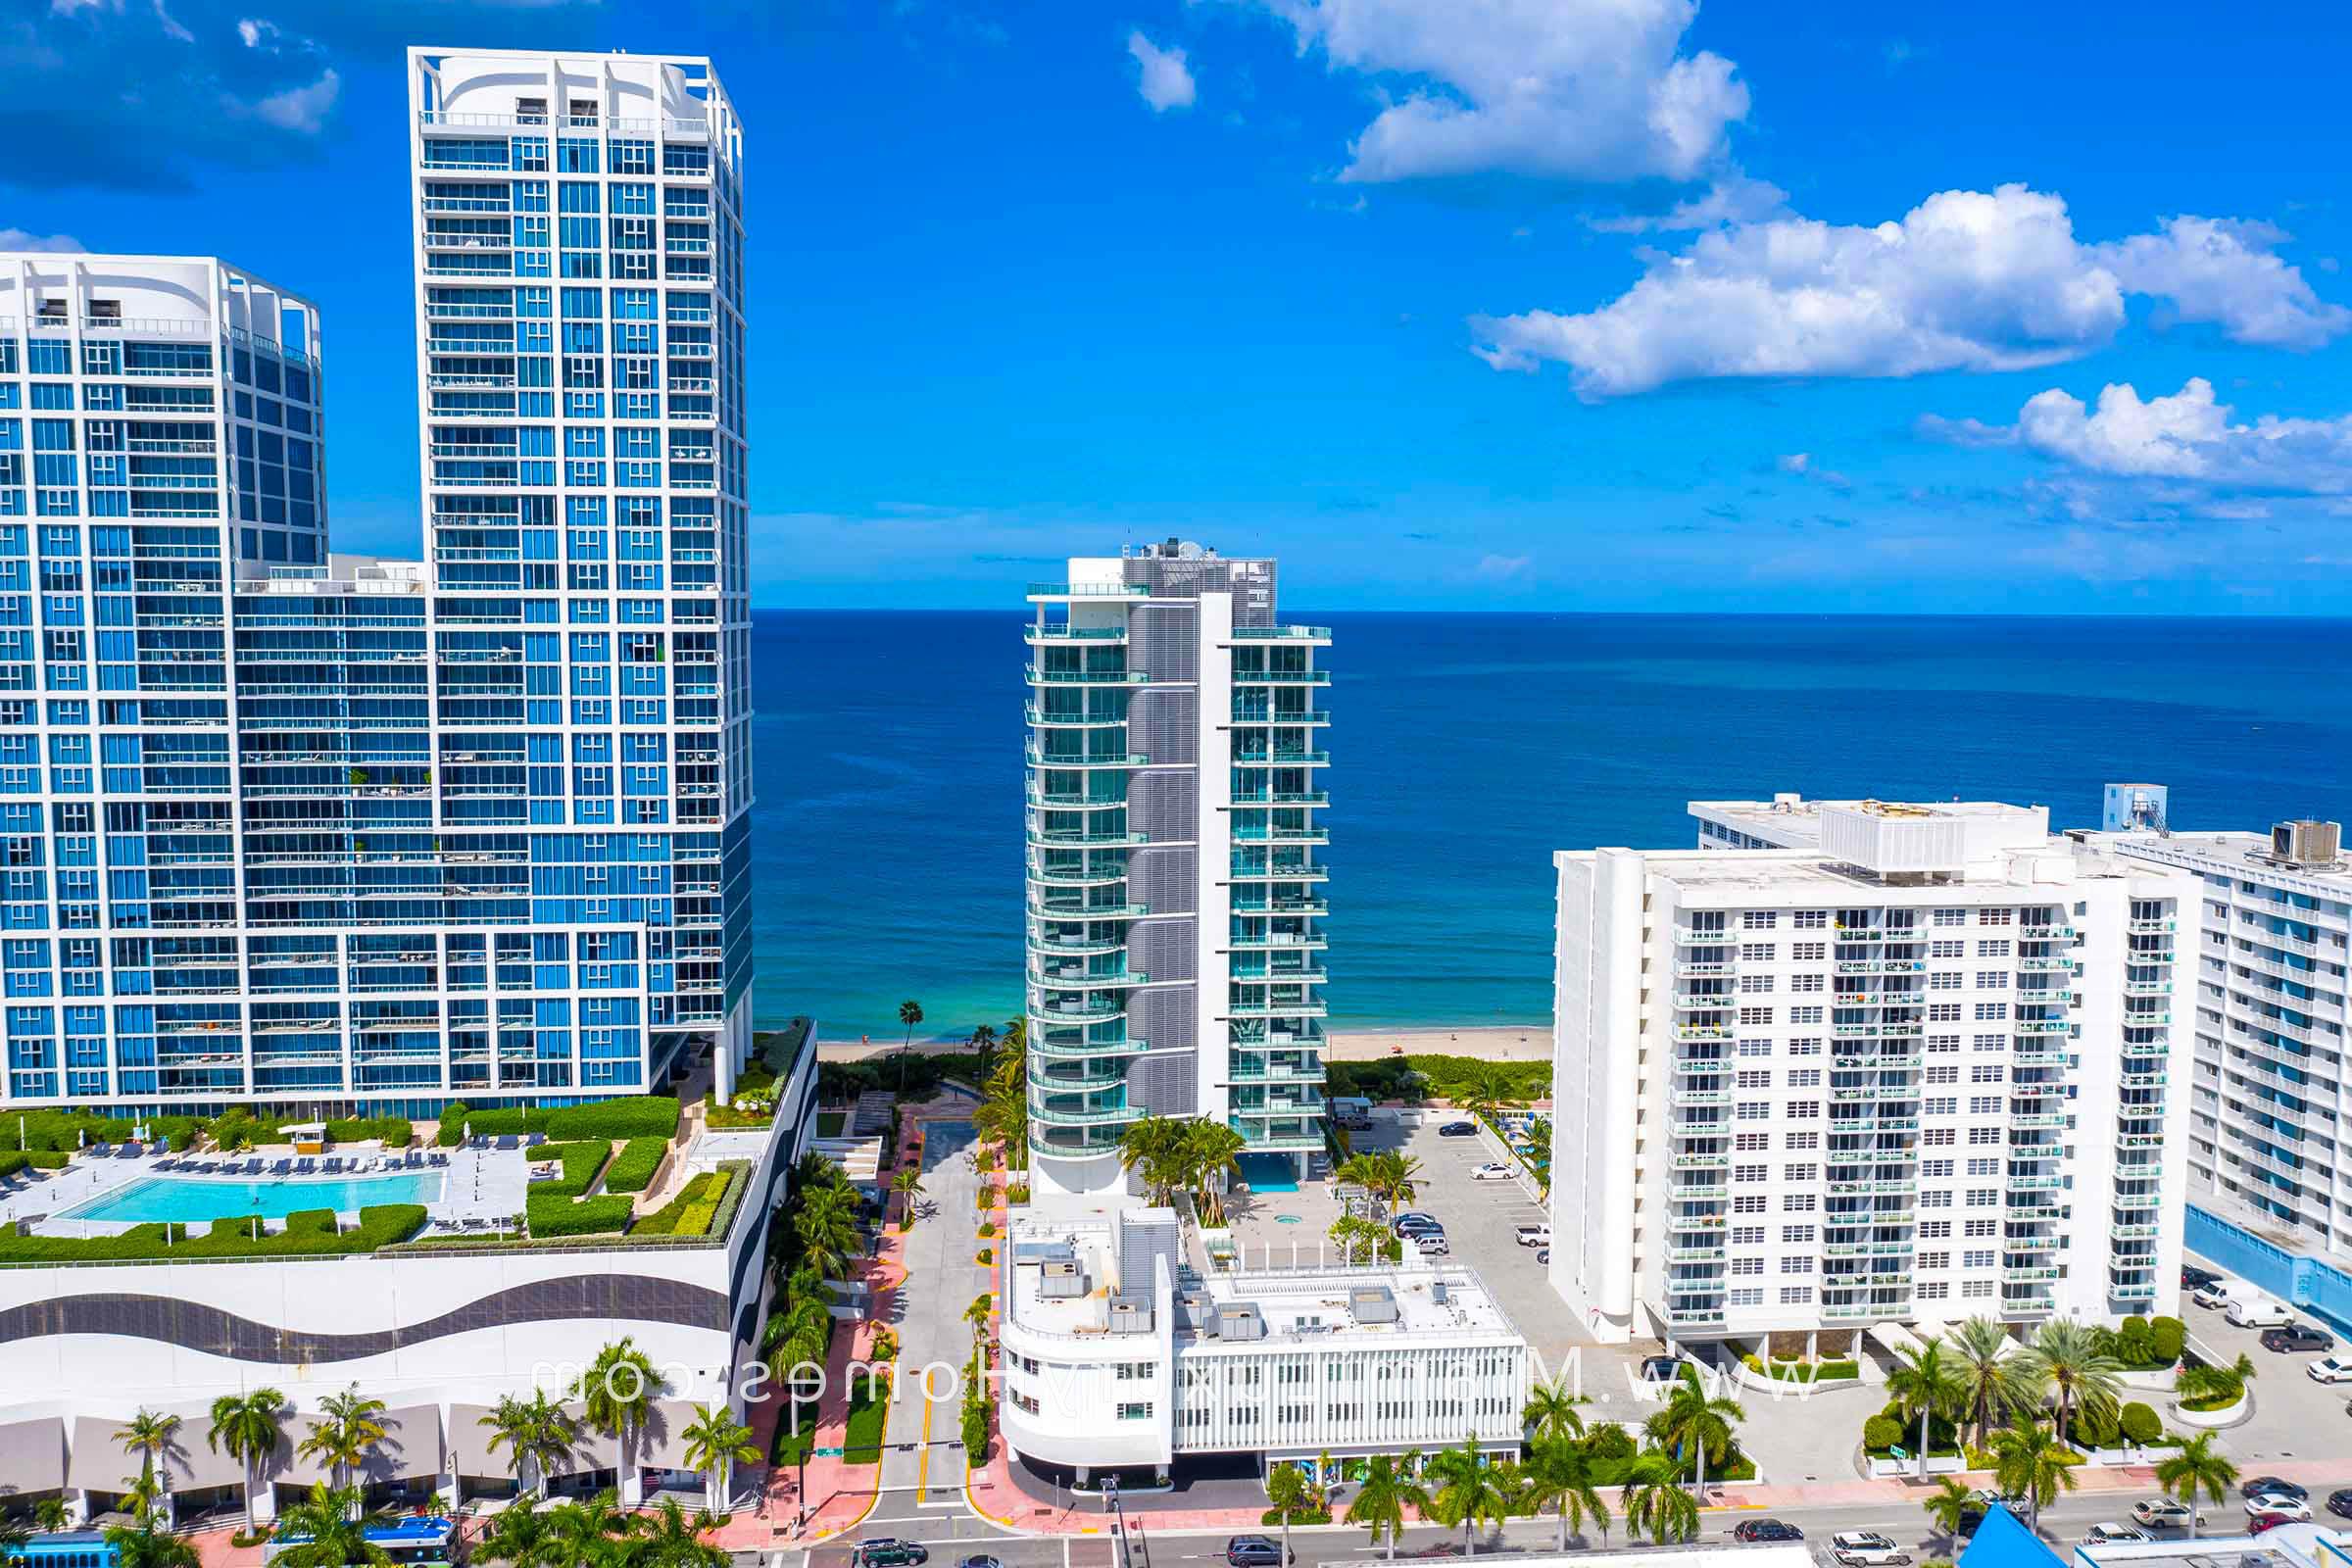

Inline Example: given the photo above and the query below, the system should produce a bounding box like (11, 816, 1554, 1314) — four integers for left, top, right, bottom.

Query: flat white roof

(1561, 843, 2155, 900)
(2106, 828, 2352, 892)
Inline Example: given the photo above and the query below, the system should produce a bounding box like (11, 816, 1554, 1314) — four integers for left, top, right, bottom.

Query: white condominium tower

(2088, 805, 2352, 1311)
(1551, 795, 2197, 1346)
(1025, 542, 1329, 1198)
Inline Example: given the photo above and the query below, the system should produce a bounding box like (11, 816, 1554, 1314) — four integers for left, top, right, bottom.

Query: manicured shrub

(0, 1204, 424, 1261)
(636, 1172, 714, 1236)
(545, 1096, 680, 1141)
(527, 1192, 633, 1237)
(533, 1141, 612, 1199)
(26, 1151, 69, 1170)
(1863, 1415, 1903, 1452)
(671, 1169, 735, 1238)
(601, 1137, 668, 1195)
(2075, 1405, 2119, 1448)
(2120, 1402, 2162, 1445)
(0, 1152, 24, 1179)
(2150, 1315, 2185, 1363)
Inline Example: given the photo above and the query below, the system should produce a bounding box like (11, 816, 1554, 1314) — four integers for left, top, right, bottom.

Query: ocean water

(750, 611, 2352, 1040)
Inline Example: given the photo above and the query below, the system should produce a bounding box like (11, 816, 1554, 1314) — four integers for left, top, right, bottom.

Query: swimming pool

(59, 1172, 442, 1224)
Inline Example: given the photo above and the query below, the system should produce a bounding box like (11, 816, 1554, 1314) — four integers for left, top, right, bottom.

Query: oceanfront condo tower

(1025, 542, 1329, 1198)
(0, 48, 753, 1117)
(1552, 795, 2197, 1346)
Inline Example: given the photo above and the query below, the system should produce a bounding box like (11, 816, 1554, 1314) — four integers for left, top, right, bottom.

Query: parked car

(2083, 1525, 2151, 1546)
(1438, 1120, 1478, 1137)
(1471, 1161, 1516, 1181)
(2326, 1489, 2352, 1522)
(2132, 1499, 2199, 1530)
(957, 1557, 1004, 1568)
(2241, 1478, 2308, 1502)
(854, 1542, 930, 1568)
(1515, 1223, 1552, 1248)
(1408, 1232, 1450, 1255)
(1390, 1213, 1443, 1237)
(1638, 1354, 1683, 1383)
(1337, 1114, 1374, 1131)
(2192, 1279, 2245, 1308)
(2245, 1494, 2313, 1523)
(2228, 1296, 2295, 1329)
(2264, 1324, 2333, 1353)
(1226, 1536, 1293, 1567)
(2252, 1513, 2303, 1536)
(2308, 1356, 2352, 1384)
(1830, 1532, 1911, 1566)
(1731, 1519, 1802, 1543)
(2183, 1263, 2223, 1291)
(1536, 1248, 1550, 1265)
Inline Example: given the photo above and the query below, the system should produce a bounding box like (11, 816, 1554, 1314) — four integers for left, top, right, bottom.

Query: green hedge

(671, 1169, 734, 1238)
(435, 1096, 680, 1146)
(0, 1110, 200, 1154)
(0, 1204, 425, 1262)
(534, 1142, 612, 1200)
(319, 1115, 414, 1149)
(2120, 1401, 2162, 1445)
(526, 1192, 633, 1238)
(601, 1137, 668, 1196)
(635, 1171, 716, 1236)
(25, 1151, 68, 1170)
(2151, 1315, 2185, 1364)
(0, 1152, 24, 1180)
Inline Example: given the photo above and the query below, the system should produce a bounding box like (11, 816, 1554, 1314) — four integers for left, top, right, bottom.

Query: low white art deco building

(1550, 795, 2198, 1346)
(997, 1204, 1526, 1482)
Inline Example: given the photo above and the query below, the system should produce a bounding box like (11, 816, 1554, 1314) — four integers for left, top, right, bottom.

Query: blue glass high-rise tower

(0, 48, 754, 1118)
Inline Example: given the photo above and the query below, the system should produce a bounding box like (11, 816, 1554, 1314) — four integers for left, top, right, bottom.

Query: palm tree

(1345, 1451, 1429, 1561)
(1116, 1116, 1188, 1206)
(968, 1022, 998, 1071)
(626, 1496, 727, 1568)
(2154, 1432, 2235, 1539)
(543, 1490, 629, 1568)
(1521, 1436, 1608, 1551)
(889, 1165, 926, 1229)
(0, 1519, 25, 1556)
(296, 1387, 388, 1503)
(1184, 1120, 1249, 1224)
(1951, 1315, 2025, 1448)
(1522, 1375, 1590, 1446)
(572, 1339, 663, 1499)
(1886, 1337, 1962, 1480)
(1989, 1413, 2077, 1534)
(481, 1391, 576, 1495)
(33, 1497, 71, 1534)
(120, 1469, 167, 1528)
(1923, 1476, 1977, 1555)
(1425, 1437, 1510, 1557)
(1264, 1462, 1313, 1564)
(208, 1388, 288, 1534)
(2015, 1319, 2123, 1449)
(1370, 1151, 1422, 1210)
(679, 1403, 759, 1513)
(104, 1513, 199, 1568)
(963, 1293, 994, 1343)
(114, 1408, 180, 1494)
(470, 1495, 561, 1568)
(270, 1485, 392, 1568)
(795, 1185, 859, 1280)
(1622, 1447, 1699, 1544)
(1643, 1377, 1745, 1499)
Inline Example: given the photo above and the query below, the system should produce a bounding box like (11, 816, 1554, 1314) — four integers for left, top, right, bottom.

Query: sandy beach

(816, 1024, 1548, 1062)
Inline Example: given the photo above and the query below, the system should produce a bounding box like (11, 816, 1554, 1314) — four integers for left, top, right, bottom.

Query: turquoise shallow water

(62, 1172, 441, 1222)
(748, 610, 2352, 1040)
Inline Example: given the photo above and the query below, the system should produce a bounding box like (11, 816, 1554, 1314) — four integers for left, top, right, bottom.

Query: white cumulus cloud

(1937, 377, 2352, 496)
(1249, 0, 1747, 185)
(1127, 30, 1196, 113)
(1472, 185, 2350, 399)
(251, 67, 338, 133)
(0, 228, 85, 252)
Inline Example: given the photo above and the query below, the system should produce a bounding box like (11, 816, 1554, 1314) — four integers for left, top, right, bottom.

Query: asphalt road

(784, 1483, 2352, 1568)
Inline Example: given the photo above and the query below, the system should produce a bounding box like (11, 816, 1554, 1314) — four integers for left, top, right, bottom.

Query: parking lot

(1337, 1110, 1662, 1410)
(2176, 1272, 2352, 1471)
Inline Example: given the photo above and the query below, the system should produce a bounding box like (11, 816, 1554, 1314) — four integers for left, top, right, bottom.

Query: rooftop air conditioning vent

(2267, 819, 2343, 869)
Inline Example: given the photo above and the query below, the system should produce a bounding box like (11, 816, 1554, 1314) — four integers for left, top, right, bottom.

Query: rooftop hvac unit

(2270, 819, 2343, 867)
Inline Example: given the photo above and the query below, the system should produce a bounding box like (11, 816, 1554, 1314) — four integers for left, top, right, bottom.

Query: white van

(2226, 1295, 2294, 1328)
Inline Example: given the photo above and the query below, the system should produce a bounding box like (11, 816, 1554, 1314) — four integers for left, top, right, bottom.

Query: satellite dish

(1175, 540, 1203, 561)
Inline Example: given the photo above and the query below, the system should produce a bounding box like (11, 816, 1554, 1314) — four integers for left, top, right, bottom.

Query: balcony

(2021, 924, 2076, 940)
(1025, 748, 1149, 769)
(1672, 992, 1736, 1011)
(1024, 624, 1128, 644)
(1672, 1022, 1734, 1042)
(1671, 926, 1732, 946)
(1225, 626, 1332, 642)
(1025, 706, 1127, 728)
(1026, 665, 1149, 685)
(1225, 1000, 1329, 1019)
(1027, 581, 1150, 600)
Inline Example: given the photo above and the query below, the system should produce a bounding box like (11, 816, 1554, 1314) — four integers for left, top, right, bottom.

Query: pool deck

(0, 1144, 530, 1239)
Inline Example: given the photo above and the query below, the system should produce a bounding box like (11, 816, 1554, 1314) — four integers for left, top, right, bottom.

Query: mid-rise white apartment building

(1025, 542, 1329, 1197)
(2088, 810, 2352, 1325)
(1551, 795, 2197, 1346)
(997, 1204, 1525, 1481)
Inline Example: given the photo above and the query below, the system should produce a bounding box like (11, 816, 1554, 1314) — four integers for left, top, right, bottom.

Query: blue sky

(10, 1, 2352, 612)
